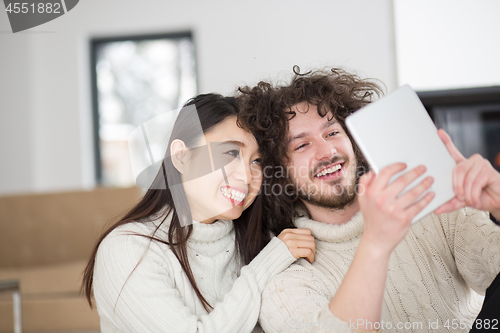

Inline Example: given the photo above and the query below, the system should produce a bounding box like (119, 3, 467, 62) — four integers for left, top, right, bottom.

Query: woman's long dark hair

(82, 93, 270, 312)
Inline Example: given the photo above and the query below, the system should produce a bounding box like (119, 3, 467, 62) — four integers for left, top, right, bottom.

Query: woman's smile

(220, 186, 248, 206)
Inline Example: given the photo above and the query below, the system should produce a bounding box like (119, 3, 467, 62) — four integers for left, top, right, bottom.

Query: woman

(82, 93, 315, 332)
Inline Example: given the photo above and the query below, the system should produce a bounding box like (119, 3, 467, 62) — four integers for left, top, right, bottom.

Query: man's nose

(314, 139, 337, 161)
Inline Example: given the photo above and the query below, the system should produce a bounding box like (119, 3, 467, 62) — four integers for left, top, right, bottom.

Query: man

(238, 67, 500, 332)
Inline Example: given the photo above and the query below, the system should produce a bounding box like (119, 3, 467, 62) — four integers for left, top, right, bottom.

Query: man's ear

(170, 139, 189, 174)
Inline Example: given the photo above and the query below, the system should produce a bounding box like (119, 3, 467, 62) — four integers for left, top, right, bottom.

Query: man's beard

(296, 155, 359, 210)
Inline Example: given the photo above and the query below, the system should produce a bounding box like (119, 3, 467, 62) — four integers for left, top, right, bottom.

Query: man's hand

(329, 164, 434, 329)
(358, 163, 435, 255)
(434, 129, 500, 220)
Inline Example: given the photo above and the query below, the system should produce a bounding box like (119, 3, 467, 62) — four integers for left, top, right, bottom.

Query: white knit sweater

(260, 208, 500, 333)
(93, 217, 296, 333)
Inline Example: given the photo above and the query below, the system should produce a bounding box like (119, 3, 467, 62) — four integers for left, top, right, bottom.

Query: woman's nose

(231, 156, 250, 185)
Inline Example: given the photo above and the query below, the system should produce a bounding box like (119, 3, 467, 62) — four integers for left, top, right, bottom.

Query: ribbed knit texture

(93, 217, 296, 333)
(260, 208, 500, 333)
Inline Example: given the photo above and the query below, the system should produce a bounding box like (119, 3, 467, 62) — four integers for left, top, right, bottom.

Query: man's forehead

(289, 101, 315, 114)
(288, 102, 336, 119)
(287, 110, 339, 142)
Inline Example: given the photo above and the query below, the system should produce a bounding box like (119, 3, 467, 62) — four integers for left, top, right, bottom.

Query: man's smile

(314, 162, 344, 179)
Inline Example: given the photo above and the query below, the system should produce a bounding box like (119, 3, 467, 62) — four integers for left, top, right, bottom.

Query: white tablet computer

(345, 85, 456, 223)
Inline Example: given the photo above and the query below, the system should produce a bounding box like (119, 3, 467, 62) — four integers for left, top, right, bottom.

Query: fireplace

(418, 86, 500, 172)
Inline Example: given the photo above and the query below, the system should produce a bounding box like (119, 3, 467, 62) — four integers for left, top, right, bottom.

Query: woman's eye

(252, 158, 262, 166)
(225, 149, 240, 158)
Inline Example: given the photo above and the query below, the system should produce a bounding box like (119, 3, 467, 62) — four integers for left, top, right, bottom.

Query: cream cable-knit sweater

(93, 217, 296, 333)
(260, 208, 500, 333)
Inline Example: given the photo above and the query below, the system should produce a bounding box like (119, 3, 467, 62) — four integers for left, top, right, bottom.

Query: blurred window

(91, 32, 197, 187)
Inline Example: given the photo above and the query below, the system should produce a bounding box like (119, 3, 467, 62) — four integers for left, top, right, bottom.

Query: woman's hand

(358, 163, 435, 255)
(278, 228, 316, 263)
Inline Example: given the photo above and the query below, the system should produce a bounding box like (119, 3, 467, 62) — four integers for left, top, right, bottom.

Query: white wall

(394, 0, 500, 90)
(0, 0, 397, 195)
(0, 33, 34, 194)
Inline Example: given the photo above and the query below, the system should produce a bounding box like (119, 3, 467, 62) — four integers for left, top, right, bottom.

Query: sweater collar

(188, 219, 234, 242)
(294, 211, 364, 243)
(150, 212, 234, 243)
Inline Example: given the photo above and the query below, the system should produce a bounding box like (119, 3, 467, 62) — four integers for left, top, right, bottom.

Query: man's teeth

(315, 164, 342, 177)
(221, 187, 246, 202)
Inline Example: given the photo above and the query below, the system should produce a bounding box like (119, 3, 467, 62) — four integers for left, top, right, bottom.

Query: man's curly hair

(237, 66, 384, 234)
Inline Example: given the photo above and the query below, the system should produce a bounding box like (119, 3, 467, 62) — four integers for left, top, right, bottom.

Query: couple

(82, 67, 500, 332)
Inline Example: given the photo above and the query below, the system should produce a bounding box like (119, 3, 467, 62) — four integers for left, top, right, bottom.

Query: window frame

(90, 31, 197, 185)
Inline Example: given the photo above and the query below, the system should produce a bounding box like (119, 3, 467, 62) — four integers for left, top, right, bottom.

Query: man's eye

(294, 143, 308, 151)
(326, 131, 339, 138)
(225, 149, 240, 158)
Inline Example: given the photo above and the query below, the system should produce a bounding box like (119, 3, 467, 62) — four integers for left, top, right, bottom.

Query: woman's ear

(170, 139, 189, 174)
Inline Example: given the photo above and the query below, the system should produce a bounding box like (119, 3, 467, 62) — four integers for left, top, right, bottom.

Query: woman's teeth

(315, 164, 342, 177)
(221, 187, 246, 202)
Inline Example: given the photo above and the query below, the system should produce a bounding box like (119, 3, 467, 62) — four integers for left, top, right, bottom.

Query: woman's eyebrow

(216, 141, 244, 147)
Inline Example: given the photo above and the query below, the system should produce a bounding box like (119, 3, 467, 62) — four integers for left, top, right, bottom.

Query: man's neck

(304, 199, 360, 225)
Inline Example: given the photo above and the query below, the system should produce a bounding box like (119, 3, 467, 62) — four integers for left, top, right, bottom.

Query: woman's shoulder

(105, 212, 172, 241)
(109, 220, 161, 236)
(98, 219, 172, 264)
(93, 220, 179, 306)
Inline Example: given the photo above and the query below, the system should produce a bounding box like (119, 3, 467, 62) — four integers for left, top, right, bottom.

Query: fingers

(386, 165, 427, 197)
(359, 170, 375, 188)
(406, 191, 435, 218)
(280, 236, 315, 250)
(278, 228, 316, 263)
(293, 247, 315, 263)
(280, 228, 312, 235)
(453, 156, 474, 200)
(452, 153, 496, 209)
(371, 163, 407, 192)
(288, 241, 316, 262)
(357, 171, 374, 198)
(463, 155, 484, 206)
(369, 164, 428, 207)
(434, 197, 466, 215)
(359, 165, 436, 254)
(438, 129, 465, 164)
(395, 175, 435, 221)
(370, 164, 427, 198)
(398, 175, 434, 208)
(361, 164, 434, 225)
(470, 171, 490, 209)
